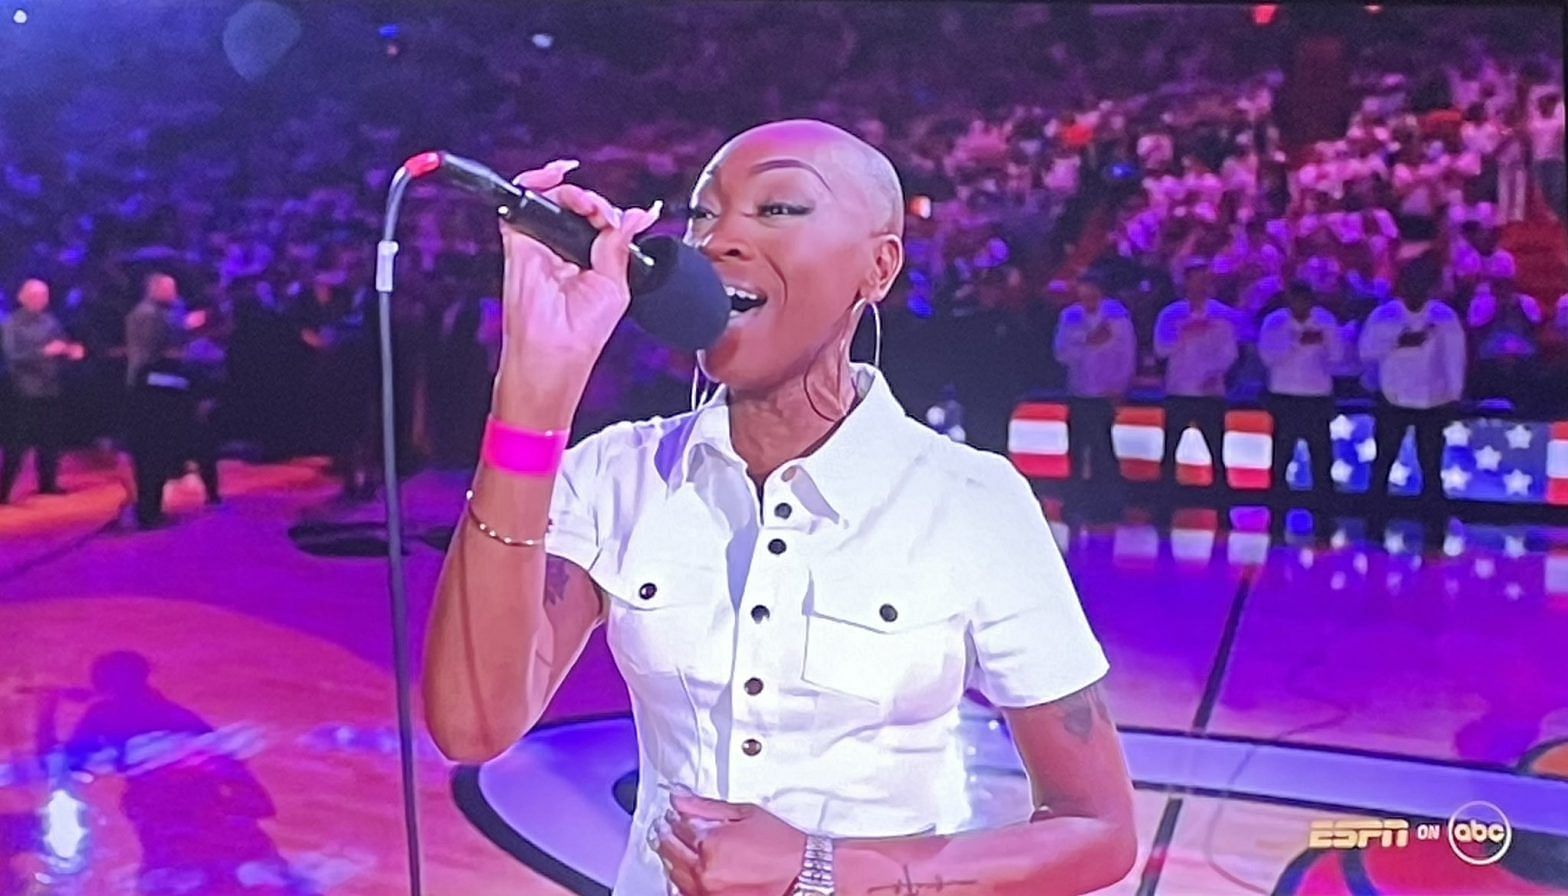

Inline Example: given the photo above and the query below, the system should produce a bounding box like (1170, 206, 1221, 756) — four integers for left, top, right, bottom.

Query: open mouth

(726, 285, 768, 317)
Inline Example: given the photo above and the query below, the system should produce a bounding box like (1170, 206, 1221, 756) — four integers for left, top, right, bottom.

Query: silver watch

(791, 833, 834, 896)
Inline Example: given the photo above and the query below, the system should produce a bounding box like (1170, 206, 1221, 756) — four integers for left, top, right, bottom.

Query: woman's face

(684, 123, 903, 394)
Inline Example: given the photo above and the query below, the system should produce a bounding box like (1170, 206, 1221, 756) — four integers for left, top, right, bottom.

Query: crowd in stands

(1080, 14, 1568, 417)
(0, 3, 1564, 512)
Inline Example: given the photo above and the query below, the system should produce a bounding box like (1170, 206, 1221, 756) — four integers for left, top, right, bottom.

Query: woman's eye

(759, 202, 807, 216)
(685, 206, 714, 221)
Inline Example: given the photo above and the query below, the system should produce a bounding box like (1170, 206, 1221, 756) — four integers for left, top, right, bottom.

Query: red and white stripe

(1008, 403, 1070, 479)
(1112, 406, 1164, 482)
(1224, 410, 1274, 491)
(1111, 408, 1273, 488)
(1171, 508, 1219, 563)
(1548, 422, 1568, 507)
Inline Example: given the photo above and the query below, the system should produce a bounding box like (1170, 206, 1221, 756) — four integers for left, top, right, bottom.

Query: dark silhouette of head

(90, 651, 153, 697)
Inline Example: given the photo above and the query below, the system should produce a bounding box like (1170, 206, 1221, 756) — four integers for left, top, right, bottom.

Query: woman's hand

(492, 159, 660, 426)
(654, 788, 806, 896)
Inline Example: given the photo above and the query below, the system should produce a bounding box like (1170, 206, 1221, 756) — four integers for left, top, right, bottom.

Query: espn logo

(1308, 818, 1412, 850)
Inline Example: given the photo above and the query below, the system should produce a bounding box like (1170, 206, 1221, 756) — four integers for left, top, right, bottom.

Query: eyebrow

(747, 158, 833, 193)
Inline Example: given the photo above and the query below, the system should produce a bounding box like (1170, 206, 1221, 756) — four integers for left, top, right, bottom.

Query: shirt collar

(667, 362, 914, 526)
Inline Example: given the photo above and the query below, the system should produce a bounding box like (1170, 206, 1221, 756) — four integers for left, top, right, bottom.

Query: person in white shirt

(1528, 88, 1566, 220)
(1358, 258, 1467, 506)
(1449, 219, 1516, 299)
(1180, 155, 1224, 208)
(1137, 127, 1174, 174)
(1154, 260, 1239, 489)
(1258, 280, 1344, 504)
(1054, 273, 1135, 486)
(423, 120, 1136, 896)
(1496, 110, 1529, 224)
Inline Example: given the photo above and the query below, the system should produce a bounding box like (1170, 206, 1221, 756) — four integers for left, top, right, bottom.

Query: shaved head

(711, 119, 905, 239)
(145, 272, 178, 304)
(687, 118, 906, 396)
(18, 278, 49, 313)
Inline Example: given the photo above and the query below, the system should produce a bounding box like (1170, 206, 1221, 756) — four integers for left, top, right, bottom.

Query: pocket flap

(806, 565, 957, 633)
(600, 538, 724, 612)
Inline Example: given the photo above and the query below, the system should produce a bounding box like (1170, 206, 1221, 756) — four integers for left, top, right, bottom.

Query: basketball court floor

(3, 455, 1566, 894)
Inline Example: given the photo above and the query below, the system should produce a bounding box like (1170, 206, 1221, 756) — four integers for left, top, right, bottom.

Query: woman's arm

(660, 683, 1137, 896)
(424, 166, 651, 763)
(835, 683, 1137, 896)
(423, 432, 605, 763)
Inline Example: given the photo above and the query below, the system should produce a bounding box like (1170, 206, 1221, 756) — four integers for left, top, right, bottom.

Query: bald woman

(425, 120, 1135, 896)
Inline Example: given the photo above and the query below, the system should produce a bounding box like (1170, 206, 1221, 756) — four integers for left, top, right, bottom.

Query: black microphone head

(628, 235, 730, 352)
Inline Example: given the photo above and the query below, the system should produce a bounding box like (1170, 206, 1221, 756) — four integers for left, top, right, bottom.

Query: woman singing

(424, 119, 1136, 896)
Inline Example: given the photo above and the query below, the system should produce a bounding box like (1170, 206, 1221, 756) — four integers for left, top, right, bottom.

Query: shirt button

(774, 502, 792, 520)
(768, 538, 787, 555)
(741, 738, 762, 756)
(639, 582, 657, 600)
(751, 605, 770, 623)
(744, 677, 764, 695)
(880, 603, 898, 622)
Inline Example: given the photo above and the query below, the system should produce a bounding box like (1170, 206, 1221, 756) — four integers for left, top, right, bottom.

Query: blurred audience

(0, 3, 1563, 506)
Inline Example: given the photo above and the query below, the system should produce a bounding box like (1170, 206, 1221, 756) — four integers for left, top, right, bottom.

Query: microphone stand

(374, 164, 424, 896)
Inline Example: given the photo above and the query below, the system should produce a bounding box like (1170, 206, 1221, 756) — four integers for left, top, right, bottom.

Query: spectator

(1527, 87, 1566, 220)
(1359, 259, 1467, 506)
(1, 279, 86, 503)
(1154, 259, 1239, 488)
(124, 273, 219, 526)
(124, 273, 204, 388)
(1053, 273, 1135, 486)
(1449, 216, 1516, 299)
(1257, 279, 1343, 503)
(1467, 275, 1545, 411)
(1496, 107, 1530, 223)
(294, 272, 376, 499)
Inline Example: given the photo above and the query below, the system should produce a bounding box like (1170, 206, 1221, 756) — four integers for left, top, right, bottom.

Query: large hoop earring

(689, 358, 717, 412)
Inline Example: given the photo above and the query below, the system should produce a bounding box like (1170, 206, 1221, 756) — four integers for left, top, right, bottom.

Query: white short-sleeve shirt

(546, 363, 1109, 896)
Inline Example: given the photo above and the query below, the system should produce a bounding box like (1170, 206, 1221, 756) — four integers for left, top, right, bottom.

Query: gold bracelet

(464, 489, 548, 548)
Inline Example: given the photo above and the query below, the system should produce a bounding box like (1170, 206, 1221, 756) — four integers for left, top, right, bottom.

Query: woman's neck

(727, 357, 860, 488)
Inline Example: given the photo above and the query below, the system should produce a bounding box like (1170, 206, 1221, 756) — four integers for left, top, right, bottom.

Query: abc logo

(1446, 801, 1512, 866)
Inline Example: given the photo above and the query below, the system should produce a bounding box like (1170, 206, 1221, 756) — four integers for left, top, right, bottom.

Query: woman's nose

(693, 220, 753, 263)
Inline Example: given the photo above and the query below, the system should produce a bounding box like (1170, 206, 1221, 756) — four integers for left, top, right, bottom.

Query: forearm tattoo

(543, 555, 571, 607)
(1056, 684, 1112, 743)
(868, 868, 980, 894)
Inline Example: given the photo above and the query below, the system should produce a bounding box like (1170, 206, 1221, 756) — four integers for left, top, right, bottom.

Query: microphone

(401, 151, 730, 352)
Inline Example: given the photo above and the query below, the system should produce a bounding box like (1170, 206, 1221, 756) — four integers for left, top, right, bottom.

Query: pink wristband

(482, 416, 569, 477)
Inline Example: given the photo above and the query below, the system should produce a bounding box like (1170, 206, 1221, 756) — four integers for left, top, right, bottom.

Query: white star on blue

(1299, 415, 1548, 503)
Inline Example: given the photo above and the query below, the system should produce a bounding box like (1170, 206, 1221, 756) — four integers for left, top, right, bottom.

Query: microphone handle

(434, 152, 657, 292)
(500, 194, 601, 271)
(417, 152, 727, 351)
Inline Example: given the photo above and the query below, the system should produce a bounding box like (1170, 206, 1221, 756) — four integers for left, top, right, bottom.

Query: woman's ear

(863, 234, 905, 302)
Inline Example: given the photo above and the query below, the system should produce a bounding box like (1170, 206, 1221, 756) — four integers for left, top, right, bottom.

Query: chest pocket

(597, 506, 729, 679)
(801, 562, 967, 713)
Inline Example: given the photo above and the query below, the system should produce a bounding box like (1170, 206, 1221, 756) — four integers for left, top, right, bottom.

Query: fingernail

(648, 199, 665, 218)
